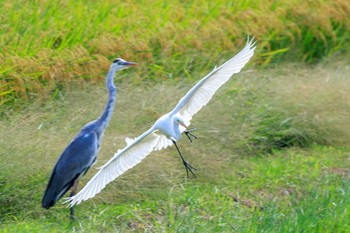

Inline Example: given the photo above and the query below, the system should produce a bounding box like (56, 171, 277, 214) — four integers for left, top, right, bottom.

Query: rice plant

(1, 0, 349, 107)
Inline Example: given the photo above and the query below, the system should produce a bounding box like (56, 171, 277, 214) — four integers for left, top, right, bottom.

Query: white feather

(66, 128, 159, 206)
(170, 37, 256, 131)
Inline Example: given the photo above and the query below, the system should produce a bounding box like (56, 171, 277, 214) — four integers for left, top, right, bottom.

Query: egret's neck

(96, 67, 117, 133)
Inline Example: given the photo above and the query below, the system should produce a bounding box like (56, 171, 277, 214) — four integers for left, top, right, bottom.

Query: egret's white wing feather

(170, 37, 256, 128)
(154, 134, 173, 150)
(66, 127, 173, 206)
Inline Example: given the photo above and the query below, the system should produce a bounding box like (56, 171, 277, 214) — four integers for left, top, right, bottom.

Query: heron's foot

(70, 206, 75, 221)
(184, 128, 198, 143)
(182, 159, 197, 178)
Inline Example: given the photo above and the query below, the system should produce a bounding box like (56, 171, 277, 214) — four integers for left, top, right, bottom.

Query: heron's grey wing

(42, 131, 98, 208)
(67, 127, 173, 206)
(169, 37, 256, 130)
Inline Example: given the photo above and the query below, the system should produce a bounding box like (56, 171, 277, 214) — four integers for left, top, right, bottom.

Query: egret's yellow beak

(179, 121, 188, 129)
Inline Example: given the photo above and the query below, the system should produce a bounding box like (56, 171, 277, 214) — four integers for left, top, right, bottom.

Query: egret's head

(174, 115, 188, 129)
(111, 58, 137, 71)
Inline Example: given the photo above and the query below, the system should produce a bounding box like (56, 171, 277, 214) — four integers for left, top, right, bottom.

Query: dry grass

(259, 60, 350, 146)
(1, 59, 350, 197)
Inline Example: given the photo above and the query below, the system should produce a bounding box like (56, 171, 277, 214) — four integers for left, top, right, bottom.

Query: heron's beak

(122, 61, 137, 67)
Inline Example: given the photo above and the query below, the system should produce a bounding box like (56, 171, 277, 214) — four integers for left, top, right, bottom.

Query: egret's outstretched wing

(66, 127, 172, 206)
(170, 37, 256, 127)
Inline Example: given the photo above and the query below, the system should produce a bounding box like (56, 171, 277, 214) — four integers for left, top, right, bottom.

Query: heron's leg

(69, 179, 79, 220)
(171, 139, 197, 178)
(184, 128, 198, 142)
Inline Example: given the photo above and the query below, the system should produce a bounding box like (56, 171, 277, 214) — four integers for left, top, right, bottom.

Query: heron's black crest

(113, 58, 123, 64)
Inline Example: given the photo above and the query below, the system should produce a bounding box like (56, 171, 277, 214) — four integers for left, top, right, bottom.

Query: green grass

(1, 0, 350, 106)
(1, 61, 350, 231)
(1, 147, 350, 232)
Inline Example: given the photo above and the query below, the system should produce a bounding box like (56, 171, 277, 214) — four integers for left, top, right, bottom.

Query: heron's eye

(113, 59, 121, 64)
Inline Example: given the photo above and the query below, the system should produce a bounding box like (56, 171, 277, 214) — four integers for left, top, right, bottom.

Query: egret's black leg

(184, 128, 198, 142)
(69, 180, 79, 220)
(171, 139, 197, 178)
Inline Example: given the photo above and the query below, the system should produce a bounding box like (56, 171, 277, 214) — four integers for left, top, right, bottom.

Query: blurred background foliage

(0, 0, 349, 107)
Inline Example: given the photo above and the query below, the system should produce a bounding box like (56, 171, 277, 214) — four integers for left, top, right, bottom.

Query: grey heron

(42, 58, 136, 219)
(68, 37, 256, 206)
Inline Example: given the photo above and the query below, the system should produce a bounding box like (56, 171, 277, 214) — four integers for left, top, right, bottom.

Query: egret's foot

(171, 139, 197, 178)
(184, 128, 198, 142)
(182, 159, 197, 178)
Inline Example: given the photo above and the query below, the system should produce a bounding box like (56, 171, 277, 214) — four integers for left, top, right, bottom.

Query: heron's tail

(42, 168, 72, 209)
(42, 194, 56, 209)
(42, 183, 59, 209)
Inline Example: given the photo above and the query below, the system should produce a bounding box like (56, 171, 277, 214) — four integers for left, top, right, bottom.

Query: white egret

(67, 37, 256, 206)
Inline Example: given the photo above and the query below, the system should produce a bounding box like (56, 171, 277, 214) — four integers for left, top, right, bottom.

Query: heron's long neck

(97, 67, 117, 133)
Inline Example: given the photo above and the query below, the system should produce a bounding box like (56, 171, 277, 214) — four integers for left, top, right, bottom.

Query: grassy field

(1, 0, 350, 232)
(1, 61, 350, 232)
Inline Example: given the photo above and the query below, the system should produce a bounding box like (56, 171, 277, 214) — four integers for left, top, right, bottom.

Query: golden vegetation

(0, 0, 349, 107)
